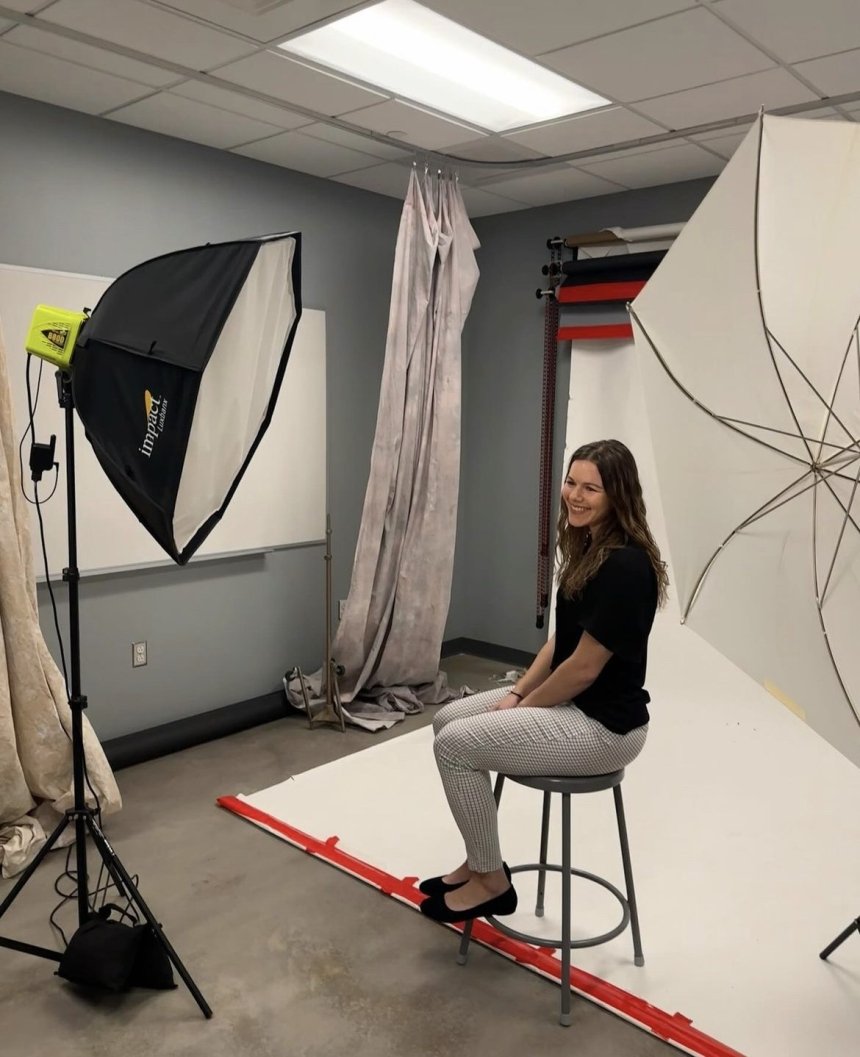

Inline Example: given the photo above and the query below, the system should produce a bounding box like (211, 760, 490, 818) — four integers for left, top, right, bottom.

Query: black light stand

(0, 370, 212, 1019)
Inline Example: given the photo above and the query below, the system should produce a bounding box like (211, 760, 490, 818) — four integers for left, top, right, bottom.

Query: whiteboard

(0, 262, 326, 576)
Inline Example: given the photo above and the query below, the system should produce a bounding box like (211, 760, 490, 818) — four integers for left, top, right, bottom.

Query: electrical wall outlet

(132, 641, 147, 667)
(338, 599, 347, 620)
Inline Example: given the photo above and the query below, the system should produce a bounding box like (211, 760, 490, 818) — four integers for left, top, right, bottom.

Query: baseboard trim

(103, 690, 288, 771)
(104, 637, 535, 770)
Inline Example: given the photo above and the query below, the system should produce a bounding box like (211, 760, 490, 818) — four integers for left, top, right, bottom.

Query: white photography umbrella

(631, 114, 860, 768)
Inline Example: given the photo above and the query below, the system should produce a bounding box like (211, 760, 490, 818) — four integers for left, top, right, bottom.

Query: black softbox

(72, 232, 301, 563)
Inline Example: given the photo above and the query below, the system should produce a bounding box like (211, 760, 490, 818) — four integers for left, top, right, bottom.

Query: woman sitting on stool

(420, 438, 668, 924)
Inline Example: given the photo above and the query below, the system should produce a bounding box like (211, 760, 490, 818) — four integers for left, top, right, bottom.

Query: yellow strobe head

(25, 305, 88, 369)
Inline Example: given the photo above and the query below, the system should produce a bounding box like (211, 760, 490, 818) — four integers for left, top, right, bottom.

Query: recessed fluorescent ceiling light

(279, 0, 609, 133)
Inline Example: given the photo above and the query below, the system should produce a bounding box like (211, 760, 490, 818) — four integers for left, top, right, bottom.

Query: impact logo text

(140, 389, 168, 458)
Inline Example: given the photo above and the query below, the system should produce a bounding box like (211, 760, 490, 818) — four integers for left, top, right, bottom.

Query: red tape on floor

(217, 795, 745, 1057)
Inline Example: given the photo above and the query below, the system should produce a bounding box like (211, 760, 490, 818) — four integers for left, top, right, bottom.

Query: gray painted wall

(1, 91, 402, 739)
(1, 89, 715, 741)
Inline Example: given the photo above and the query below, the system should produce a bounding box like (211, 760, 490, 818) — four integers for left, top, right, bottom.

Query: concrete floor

(0, 656, 676, 1057)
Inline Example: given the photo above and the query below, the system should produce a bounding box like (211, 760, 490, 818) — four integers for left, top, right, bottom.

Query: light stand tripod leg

(85, 814, 212, 1018)
(820, 918, 860, 960)
(0, 816, 71, 921)
(0, 814, 72, 961)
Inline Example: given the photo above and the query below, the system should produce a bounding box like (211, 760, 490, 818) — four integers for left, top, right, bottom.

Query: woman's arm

(519, 632, 611, 709)
(492, 636, 557, 710)
(512, 636, 556, 697)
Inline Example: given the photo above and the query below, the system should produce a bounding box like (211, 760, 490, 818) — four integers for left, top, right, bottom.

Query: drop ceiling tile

(108, 91, 284, 149)
(578, 141, 725, 187)
(716, 0, 860, 63)
(2, 1, 52, 9)
(298, 122, 408, 160)
(346, 99, 479, 150)
(455, 165, 526, 188)
(5, 24, 181, 86)
(693, 119, 755, 140)
(635, 68, 817, 128)
(505, 107, 665, 157)
(338, 165, 525, 216)
(0, 38, 151, 113)
(445, 136, 545, 162)
(689, 110, 850, 154)
(424, 1, 691, 57)
(332, 162, 412, 199)
(233, 129, 383, 176)
(151, 1, 367, 43)
(543, 8, 774, 103)
(477, 166, 627, 206)
(792, 49, 860, 98)
(689, 128, 750, 158)
(171, 79, 311, 129)
(463, 164, 544, 186)
(38, 0, 257, 69)
(215, 50, 384, 116)
(807, 107, 847, 119)
(0, 19, 14, 33)
(155, 1, 367, 45)
(458, 184, 529, 217)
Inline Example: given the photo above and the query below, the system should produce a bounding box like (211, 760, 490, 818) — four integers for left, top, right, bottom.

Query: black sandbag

(56, 910, 176, 993)
(57, 917, 144, 992)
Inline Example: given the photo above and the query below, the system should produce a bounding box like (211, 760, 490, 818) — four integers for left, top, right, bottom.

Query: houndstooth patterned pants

(433, 687, 648, 873)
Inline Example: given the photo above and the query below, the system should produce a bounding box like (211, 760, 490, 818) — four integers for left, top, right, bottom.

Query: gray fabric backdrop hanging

(0, 323, 121, 878)
(286, 170, 479, 730)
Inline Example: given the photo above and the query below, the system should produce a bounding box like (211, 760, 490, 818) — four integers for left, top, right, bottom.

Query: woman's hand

(492, 692, 522, 711)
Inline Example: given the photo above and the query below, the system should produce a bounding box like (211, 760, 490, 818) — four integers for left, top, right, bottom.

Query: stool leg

(456, 921, 473, 965)
(457, 773, 507, 967)
(560, 792, 572, 1027)
(613, 785, 644, 967)
(535, 791, 551, 918)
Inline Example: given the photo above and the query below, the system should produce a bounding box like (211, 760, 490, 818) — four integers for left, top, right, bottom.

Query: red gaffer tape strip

(217, 795, 746, 1057)
(557, 324, 634, 341)
(556, 281, 646, 304)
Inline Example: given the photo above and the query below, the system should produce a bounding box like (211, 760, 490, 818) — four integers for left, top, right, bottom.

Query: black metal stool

(456, 769, 643, 1027)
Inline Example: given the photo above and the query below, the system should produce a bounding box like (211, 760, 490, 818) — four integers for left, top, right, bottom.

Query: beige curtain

(332, 172, 479, 713)
(284, 171, 479, 730)
(0, 323, 121, 878)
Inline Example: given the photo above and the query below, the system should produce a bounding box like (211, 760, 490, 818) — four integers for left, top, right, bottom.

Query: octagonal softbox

(71, 232, 301, 564)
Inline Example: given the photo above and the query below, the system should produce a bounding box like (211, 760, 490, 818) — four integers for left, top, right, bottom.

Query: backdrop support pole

(307, 514, 346, 731)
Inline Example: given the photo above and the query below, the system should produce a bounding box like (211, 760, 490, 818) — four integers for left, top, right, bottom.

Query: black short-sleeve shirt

(550, 545, 658, 734)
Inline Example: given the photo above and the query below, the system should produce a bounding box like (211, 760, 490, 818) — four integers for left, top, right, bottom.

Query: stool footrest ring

(487, 863, 631, 949)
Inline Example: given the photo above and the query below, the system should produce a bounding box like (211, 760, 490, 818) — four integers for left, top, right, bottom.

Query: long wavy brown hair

(556, 439, 669, 606)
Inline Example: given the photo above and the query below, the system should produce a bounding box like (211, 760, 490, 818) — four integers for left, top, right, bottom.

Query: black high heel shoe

(418, 862, 511, 897)
(420, 882, 518, 923)
(418, 875, 466, 896)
